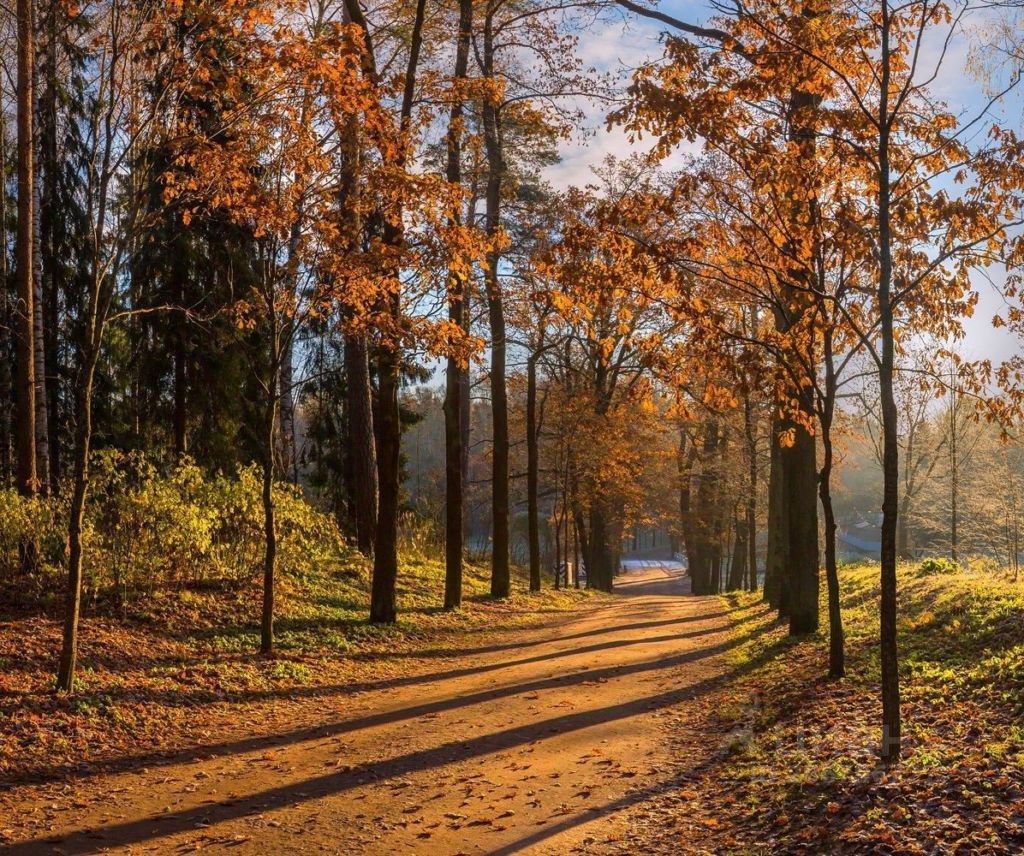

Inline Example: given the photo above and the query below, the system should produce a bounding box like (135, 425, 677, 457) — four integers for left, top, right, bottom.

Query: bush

(0, 451, 351, 607)
(918, 556, 962, 577)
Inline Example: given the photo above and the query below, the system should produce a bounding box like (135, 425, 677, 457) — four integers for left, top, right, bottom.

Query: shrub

(918, 557, 962, 577)
(0, 451, 351, 608)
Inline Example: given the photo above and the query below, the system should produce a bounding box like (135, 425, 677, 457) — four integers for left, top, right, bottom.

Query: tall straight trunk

(588, 503, 613, 592)
(55, 348, 99, 692)
(574, 509, 590, 582)
(43, 225, 59, 490)
(173, 315, 187, 458)
(15, 0, 37, 498)
(443, 338, 464, 605)
(443, 0, 473, 609)
(785, 413, 819, 634)
(573, 509, 581, 588)
(349, 0, 425, 624)
(896, 505, 911, 559)
(949, 379, 959, 563)
(370, 329, 401, 624)
(41, 0, 60, 492)
(32, 175, 49, 492)
(277, 217, 301, 483)
(278, 333, 297, 481)
(526, 353, 541, 592)
(678, 428, 700, 585)
(728, 513, 748, 591)
(763, 418, 786, 607)
(564, 473, 572, 586)
(482, 6, 510, 599)
(344, 334, 377, 554)
(690, 418, 720, 595)
(773, 55, 822, 630)
(30, 17, 49, 494)
(819, 431, 844, 677)
(553, 494, 562, 590)
(335, 70, 377, 556)
(745, 404, 758, 592)
(744, 307, 759, 591)
(876, 1, 901, 762)
(170, 228, 188, 458)
(261, 367, 278, 655)
(0, 110, 11, 481)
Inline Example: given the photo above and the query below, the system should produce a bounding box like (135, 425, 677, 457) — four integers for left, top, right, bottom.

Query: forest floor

(0, 563, 748, 854)
(628, 563, 1024, 854)
(7, 561, 1024, 854)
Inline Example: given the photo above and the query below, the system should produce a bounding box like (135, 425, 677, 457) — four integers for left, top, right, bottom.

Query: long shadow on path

(7, 625, 780, 855)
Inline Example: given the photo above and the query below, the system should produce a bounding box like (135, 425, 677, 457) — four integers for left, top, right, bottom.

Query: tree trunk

(261, 376, 277, 655)
(345, 334, 377, 555)
(574, 508, 591, 583)
(443, 334, 464, 606)
(820, 433, 845, 677)
(588, 503, 614, 592)
(573, 510, 581, 588)
(173, 310, 187, 458)
(278, 333, 297, 481)
(482, 6, 509, 599)
(41, 0, 61, 493)
(15, 0, 37, 499)
(785, 414, 819, 635)
(690, 418, 720, 595)
(30, 15, 49, 494)
(678, 427, 700, 587)
(0, 109, 11, 482)
(370, 332, 401, 624)
(763, 419, 786, 608)
(443, 0, 473, 609)
(277, 217, 301, 483)
(949, 382, 959, 564)
(896, 498, 911, 559)
(728, 512, 748, 591)
(745, 390, 758, 592)
(55, 350, 98, 693)
(526, 353, 541, 592)
(877, 7, 901, 762)
(32, 172, 49, 493)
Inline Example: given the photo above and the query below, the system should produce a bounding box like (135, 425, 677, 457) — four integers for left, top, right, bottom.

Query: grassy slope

(0, 549, 598, 786)
(652, 563, 1024, 853)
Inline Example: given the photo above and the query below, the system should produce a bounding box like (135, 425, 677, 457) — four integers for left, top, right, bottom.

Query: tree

(57, 0, 186, 691)
(14, 0, 36, 502)
(789, 0, 1024, 761)
(535, 174, 681, 591)
(442, 0, 474, 608)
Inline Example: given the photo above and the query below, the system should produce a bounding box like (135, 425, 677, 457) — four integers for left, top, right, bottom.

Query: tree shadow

(5, 624, 789, 855)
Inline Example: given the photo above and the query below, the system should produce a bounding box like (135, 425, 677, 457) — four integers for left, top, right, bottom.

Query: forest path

(4, 565, 741, 855)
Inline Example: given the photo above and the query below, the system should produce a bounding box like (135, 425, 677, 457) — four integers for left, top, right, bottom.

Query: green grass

(672, 561, 1024, 852)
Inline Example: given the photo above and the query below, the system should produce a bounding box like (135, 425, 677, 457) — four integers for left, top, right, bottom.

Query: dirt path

(2, 566, 739, 855)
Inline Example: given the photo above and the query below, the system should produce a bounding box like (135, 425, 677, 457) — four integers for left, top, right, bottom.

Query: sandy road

(3, 565, 740, 855)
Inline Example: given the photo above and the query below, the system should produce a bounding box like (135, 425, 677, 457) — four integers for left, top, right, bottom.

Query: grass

(648, 561, 1024, 853)
(0, 546, 599, 787)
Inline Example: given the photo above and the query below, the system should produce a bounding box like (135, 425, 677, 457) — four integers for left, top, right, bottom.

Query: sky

(542, 0, 1024, 364)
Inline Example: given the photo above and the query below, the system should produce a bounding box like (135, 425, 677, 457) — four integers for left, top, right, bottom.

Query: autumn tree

(785, 0, 1024, 761)
(535, 173, 681, 591)
(57, 0, 200, 691)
